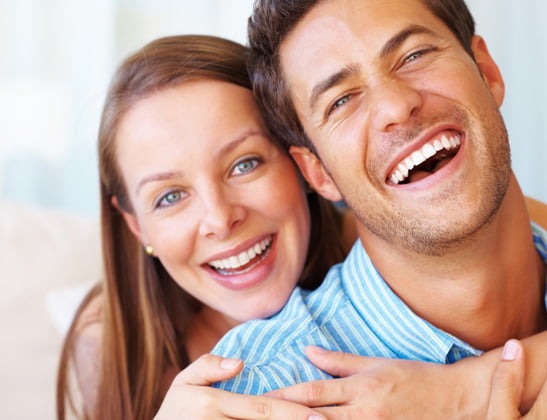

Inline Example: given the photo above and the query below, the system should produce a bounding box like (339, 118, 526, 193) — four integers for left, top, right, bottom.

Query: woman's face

(115, 79, 311, 324)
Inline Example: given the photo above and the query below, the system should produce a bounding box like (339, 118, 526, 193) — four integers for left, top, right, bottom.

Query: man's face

(281, 0, 511, 255)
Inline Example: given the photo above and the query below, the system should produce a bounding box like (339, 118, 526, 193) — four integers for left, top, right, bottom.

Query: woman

(56, 34, 349, 420)
(58, 34, 547, 420)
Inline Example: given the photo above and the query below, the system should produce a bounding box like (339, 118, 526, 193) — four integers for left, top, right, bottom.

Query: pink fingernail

(220, 358, 241, 369)
(308, 415, 326, 420)
(307, 345, 327, 354)
(501, 340, 520, 361)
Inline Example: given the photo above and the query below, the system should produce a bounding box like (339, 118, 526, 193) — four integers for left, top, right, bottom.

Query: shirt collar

(339, 242, 479, 362)
(338, 221, 547, 362)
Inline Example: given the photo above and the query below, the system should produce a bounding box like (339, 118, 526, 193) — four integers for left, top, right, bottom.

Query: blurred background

(0, 1, 546, 419)
(0, 0, 546, 217)
(0, 0, 254, 216)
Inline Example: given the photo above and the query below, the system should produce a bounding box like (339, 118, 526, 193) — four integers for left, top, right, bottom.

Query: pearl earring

(145, 245, 154, 256)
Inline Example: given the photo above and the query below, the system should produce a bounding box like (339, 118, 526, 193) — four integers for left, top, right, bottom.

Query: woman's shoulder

(72, 289, 103, 370)
(71, 289, 104, 415)
(73, 290, 104, 338)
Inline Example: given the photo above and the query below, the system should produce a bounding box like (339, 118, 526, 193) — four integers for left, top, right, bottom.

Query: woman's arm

(264, 331, 547, 419)
(486, 340, 547, 420)
(154, 354, 326, 420)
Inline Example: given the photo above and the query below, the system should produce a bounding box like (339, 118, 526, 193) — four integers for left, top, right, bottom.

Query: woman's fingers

(525, 373, 547, 419)
(305, 345, 383, 377)
(157, 383, 326, 420)
(486, 339, 525, 419)
(215, 391, 326, 420)
(174, 353, 243, 386)
(266, 377, 347, 407)
(156, 354, 326, 420)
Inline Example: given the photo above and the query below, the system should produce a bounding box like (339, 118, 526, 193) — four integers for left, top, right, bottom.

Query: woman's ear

(290, 146, 343, 202)
(471, 35, 505, 106)
(111, 196, 144, 243)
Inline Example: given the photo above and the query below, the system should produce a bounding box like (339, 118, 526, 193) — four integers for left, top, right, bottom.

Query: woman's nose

(198, 188, 246, 240)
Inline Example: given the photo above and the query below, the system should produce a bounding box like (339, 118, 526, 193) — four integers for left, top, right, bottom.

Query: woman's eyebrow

(135, 130, 262, 194)
(136, 170, 184, 194)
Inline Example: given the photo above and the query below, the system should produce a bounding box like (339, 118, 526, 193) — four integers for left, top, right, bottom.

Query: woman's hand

(153, 353, 326, 420)
(266, 346, 486, 419)
(268, 338, 546, 420)
(486, 340, 547, 420)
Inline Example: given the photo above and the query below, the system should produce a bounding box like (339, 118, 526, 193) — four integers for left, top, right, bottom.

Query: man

(212, 0, 547, 416)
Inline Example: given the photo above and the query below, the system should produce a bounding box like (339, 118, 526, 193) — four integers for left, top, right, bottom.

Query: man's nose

(368, 78, 422, 132)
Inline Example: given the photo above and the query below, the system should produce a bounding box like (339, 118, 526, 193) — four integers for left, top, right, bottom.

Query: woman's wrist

(448, 354, 494, 419)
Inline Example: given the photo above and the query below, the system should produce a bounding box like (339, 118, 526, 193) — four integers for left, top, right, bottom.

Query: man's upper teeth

(390, 134, 461, 184)
(209, 236, 272, 270)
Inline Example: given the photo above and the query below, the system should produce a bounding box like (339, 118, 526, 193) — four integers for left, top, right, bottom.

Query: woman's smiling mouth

(207, 235, 273, 276)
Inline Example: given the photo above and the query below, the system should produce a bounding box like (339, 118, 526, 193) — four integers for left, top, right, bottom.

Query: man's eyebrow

(380, 24, 437, 59)
(307, 26, 436, 112)
(309, 63, 359, 112)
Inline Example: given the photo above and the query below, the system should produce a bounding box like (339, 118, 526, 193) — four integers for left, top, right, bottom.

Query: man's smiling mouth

(208, 236, 273, 276)
(389, 133, 461, 185)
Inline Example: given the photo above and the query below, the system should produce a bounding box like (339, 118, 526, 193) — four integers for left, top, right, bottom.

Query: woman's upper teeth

(209, 236, 272, 270)
(390, 134, 461, 184)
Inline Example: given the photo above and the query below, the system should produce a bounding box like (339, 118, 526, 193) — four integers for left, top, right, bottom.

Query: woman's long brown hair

(56, 34, 348, 420)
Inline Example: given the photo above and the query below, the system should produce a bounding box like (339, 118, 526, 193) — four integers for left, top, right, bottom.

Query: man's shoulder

(212, 286, 326, 361)
(532, 221, 547, 261)
(211, 285, 343, 394)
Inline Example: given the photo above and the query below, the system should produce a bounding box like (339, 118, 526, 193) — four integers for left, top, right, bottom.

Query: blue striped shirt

(212, 223, 547, 395)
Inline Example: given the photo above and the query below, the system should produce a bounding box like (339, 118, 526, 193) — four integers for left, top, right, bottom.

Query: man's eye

(327, 94, 351, 116)
(156, 190, 183, 208)
(406, 50, 424, 62)
(232, 158, 260, 176)
(404, 47, 436, 65)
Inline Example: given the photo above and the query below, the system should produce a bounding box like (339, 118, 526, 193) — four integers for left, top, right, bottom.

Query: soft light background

(0, 0, 255, 216)
(0, 0, 546, 216)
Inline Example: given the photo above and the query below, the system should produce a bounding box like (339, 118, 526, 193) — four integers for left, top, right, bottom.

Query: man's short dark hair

(248, 0, 475, 152)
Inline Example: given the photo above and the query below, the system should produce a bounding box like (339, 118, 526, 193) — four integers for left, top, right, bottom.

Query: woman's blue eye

(232, 158, 259, 175)
(157, 191, 182, 208)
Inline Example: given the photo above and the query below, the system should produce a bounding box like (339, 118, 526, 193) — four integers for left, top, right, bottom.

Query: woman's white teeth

(209, 236, 272, 271)
(390, 134, 461, 184)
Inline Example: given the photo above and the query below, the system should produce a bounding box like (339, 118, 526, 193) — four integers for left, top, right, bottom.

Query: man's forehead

(278, 0, 434, 105)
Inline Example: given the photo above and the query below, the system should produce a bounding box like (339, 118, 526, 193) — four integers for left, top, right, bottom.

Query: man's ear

(111, 196, 144, 243)
(471, 35, 505, 106)
(290, 146, 343, 202)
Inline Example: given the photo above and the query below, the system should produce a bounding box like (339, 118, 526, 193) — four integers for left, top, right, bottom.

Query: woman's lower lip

(207, 237, 276, 291)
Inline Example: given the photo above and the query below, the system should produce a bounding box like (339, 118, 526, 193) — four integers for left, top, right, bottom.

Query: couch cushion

(0, 201, 102, 420)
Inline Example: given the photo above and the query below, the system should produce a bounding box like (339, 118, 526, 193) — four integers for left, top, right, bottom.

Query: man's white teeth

(209, 236, 272, 270)
(390, 134, 461, 184)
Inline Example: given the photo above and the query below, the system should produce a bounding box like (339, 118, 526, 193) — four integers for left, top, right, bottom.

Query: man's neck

(359, 180, 547, 350)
